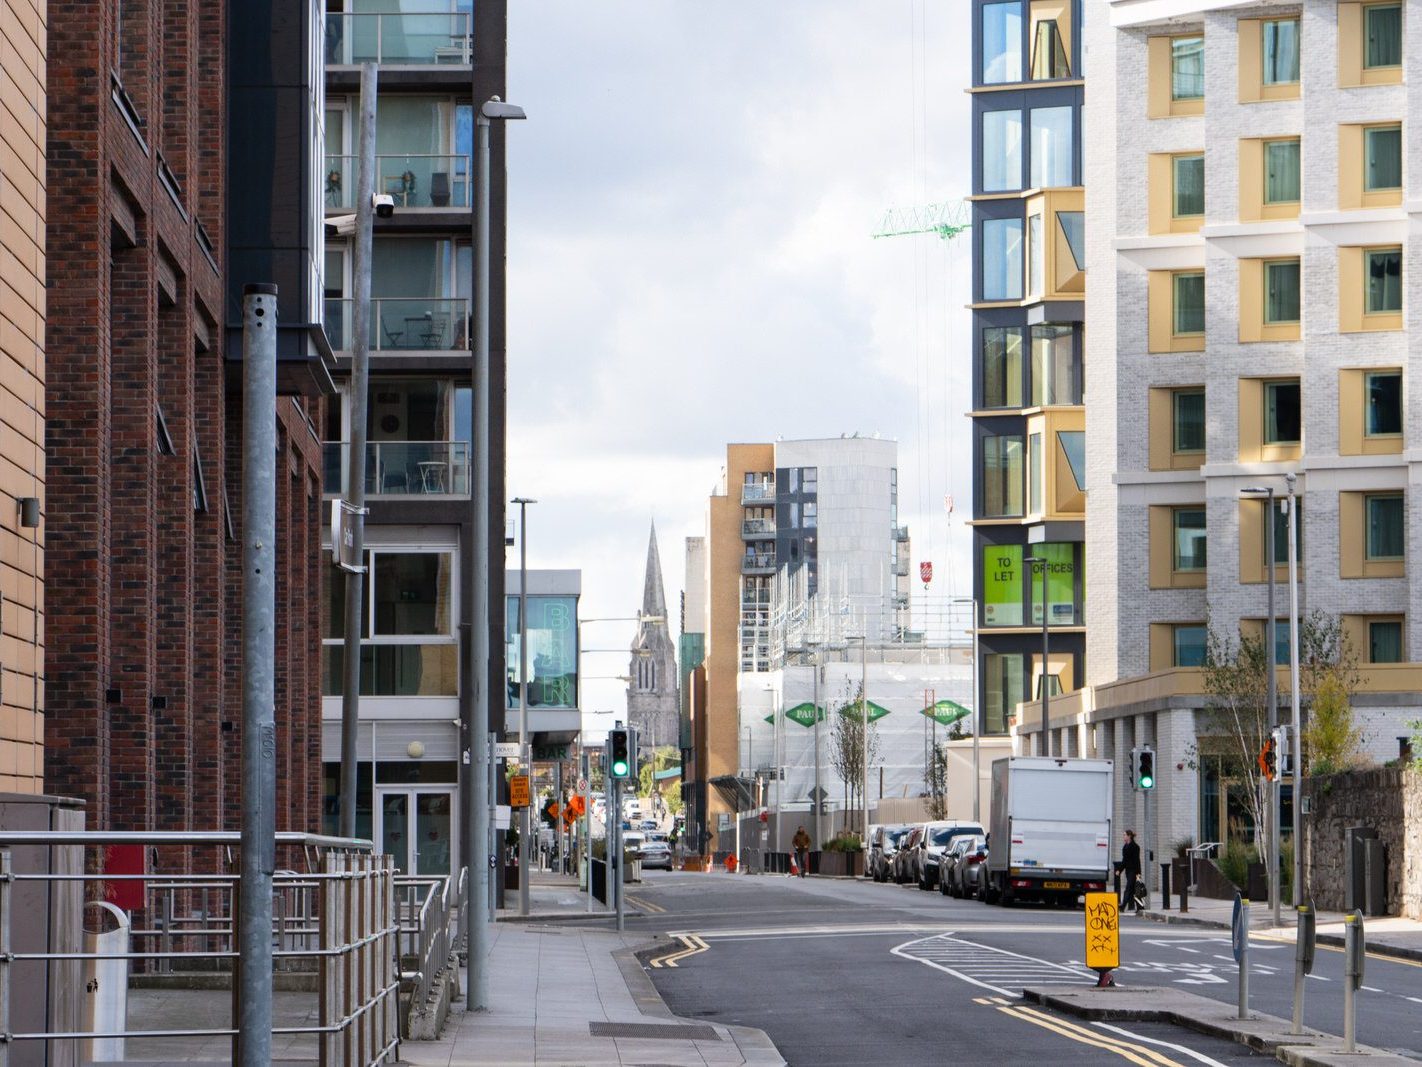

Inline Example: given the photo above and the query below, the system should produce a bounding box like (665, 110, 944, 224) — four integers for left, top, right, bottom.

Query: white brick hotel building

(1014, 0, 1422, 867)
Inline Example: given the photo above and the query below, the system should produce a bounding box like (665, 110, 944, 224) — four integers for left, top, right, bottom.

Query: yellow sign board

(1084, 892, 1120, 970)
(509, 775, 531, 808)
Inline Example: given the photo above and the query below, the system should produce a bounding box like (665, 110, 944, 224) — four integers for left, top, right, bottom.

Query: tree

(924, 744, 948, 820)
(829, 681, 882, 820)
(1304, 674, 1362, 775)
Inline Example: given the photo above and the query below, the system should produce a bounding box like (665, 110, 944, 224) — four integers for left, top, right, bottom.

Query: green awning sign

(837, 700, 890, 723)
(921, 699, 971, 726)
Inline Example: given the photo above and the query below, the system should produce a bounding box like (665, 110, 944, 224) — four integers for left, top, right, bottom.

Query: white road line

(1091, 1022, 1233, 1067)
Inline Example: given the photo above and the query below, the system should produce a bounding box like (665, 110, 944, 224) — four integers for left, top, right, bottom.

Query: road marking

(649, 934, 708, 969)
(627, 895, 667, 914)
(994, 1004, 1177, 1067)
(892, 933, 1096, 994)
(1092, 1022, 1234, 1067)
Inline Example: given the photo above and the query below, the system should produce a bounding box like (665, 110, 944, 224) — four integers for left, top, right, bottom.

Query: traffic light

(1259, 736, 1277, 782)
(1137, 747, 1155, 790)
(1273, 726, 1291, 777)
(1127, 747, 1139, 791)
(609, 728, 633, 780)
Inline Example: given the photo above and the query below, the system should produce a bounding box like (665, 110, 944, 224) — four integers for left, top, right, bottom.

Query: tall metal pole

(238, 283, 278, 1067)
(515, 497, 535, 916)
(971, 598, 981, 823)
(812, 650, 822, 848)
(1025, 557, 1048, 756)
(339, 63, 378, 841)
(1285, 474, 1302, 906)
(860, 635, 869, 845)
(1264, 489, 1280, 925)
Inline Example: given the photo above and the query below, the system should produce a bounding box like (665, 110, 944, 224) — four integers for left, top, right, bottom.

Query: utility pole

(514, 497, 535, 916)
(810, 644, 823, 848)
(1025, 556, 1048, 757)
(1243, 485, 1281, 924)
(859, 635, 869, 844)
(238, 283, 278, 1067)
(1285, 474, 1302, 907)
(339, 63, 378, 841)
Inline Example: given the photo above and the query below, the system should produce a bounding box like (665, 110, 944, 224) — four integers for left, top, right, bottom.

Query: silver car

(639, 838, 672, 870)
(941, 834, 988, 899)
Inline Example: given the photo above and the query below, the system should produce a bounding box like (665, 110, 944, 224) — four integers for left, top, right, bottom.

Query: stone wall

(1303, 766, 1421, 918)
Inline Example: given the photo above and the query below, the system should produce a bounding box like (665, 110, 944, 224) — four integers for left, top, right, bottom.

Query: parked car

(941, 834, 989, 899)
(640, 818, 660, 833)
(894, 826, 924, 884)
(870, 824, 913, 882)
(622, 830, 646, 858)
(909, 820, 986, 890)
(639, 838, 673, 870)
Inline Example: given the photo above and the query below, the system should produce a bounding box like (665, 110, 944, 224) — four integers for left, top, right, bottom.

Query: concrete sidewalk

(401, 873, 784, 1066)
(1140, 894, 1422, 963)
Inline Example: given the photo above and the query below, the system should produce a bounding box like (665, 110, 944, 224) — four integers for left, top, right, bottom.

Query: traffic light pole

(613, 775, 625, 931)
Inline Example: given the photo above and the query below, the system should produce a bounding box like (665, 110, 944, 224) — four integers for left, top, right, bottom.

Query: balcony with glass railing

(325, 155, 471, 211)
(323, 440, 470, 498)
(741, 518, 776, 539)
(324, 298, 469, 353)
(740, 483, 775, 504)
(742, 553, 777, 575)
(325, 11, 473, 66)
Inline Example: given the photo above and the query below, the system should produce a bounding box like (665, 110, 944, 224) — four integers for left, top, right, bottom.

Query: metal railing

(0, 831, 399, 1066)
(740, 483, 775, 504)
(741, 519, 776, 538)
(324, 297, 470, 352)
(326, 154, 471, 210)
(325, 11, 473, 66)
(394, 869, 466, 1016)
(742, 553, 777, 574)
(323, 440, 471, 498)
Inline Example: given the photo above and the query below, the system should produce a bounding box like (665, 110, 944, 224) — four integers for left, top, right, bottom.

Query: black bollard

(1161, 862, 1171, 911)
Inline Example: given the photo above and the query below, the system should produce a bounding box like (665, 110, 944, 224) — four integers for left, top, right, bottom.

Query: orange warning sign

(509, 775, 530, 808)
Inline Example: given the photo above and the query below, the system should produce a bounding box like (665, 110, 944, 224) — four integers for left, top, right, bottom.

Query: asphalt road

(618, 870, 1422, 1066)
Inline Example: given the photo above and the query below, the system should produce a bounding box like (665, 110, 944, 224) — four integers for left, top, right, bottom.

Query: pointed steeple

(642, 521, 668, 620)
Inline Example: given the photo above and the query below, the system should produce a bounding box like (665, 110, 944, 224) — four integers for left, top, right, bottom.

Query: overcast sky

(505, 3, 974, 732)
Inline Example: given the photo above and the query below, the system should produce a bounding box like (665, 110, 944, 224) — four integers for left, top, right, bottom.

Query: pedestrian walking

(1119, 829, 1142, 912)
(792, 825, 811, 878)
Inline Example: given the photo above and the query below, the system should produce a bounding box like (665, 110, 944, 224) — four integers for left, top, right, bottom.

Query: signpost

(1231, 893, 1250, 1020)
(1293, 902, 1316, 1035)
(509, 775, 531, 808)
(1084, 892, 1119, 987)
(494, 742, 520, 760)
(1344, 910, 1364, 1053)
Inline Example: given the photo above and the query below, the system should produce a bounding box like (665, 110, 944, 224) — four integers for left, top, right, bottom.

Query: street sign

(809, 786, 828, 803)
(1231, 892, 1248, 963)
(1084, 892, 1120, 971)
(534, 744, 568, 761)
(494, 804, 511, 830)
(494, 742, 520, 759)
(329, 499, 366, 572)
(577, 777, 589, 794)
(509, 774, 531, 808)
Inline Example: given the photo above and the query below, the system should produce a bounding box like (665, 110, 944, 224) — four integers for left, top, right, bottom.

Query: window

(982, 327, 1024, 408)
(1364, 3, 1402, 69)
(1172, 37, 1204, 100)
(1173, 272, 1205, 335)
(1366, 493, 1404, 560)
(1030, 16, 1070, 79)
(1261, 18, 1300, 84)
(1173, 154, 1204, 217)
(982, 1, 1024, 84)
(155, 405, 176, 456)
(1268, 498, 1302, 566)
(1173, 625, 1207, 667)
(1173, 509, 1207, 571)
(1264, 259, 1300, 324)
(1369, 619, 1403, 663)
(1264, 139, 1300, 204)
(1263, 380, 1301, 444)
(802, 467, 817, 492)
(982, 434, 1025, 517)
(984, 652, 1024, 734)
(1030, 324, 1079, 405)
(1173, 389, 1205, 453)
(1027, 213, 1044, 296)
(506, 594, 579, 707)
(1366, 371, 1402, 436)
(803, 501, 817, 528)
(1029, 431, 1043, 514)
(1366, 248, 1402, 314)
(982, 109, 1023, 191)
(982, 217, 1023, 301)
(1029, 106, 1073, 188)
(1364, 124, 1402, 192)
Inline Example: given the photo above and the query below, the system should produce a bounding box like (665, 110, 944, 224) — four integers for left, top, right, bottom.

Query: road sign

(1231, 892, 1248, 963)
(1084, 892, 1120, 970)
(494, 742, 520, 759)
(494, 804, 511, 830)
(509, 775, 531, 808)
(577, 777, 589, 794)
(809, 786, 828, 803)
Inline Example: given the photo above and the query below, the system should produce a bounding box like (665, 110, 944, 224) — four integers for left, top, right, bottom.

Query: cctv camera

(372, 193, 395, 218)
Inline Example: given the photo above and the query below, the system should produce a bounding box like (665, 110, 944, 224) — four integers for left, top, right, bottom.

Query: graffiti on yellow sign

(1083, 892, 1120, 970)
(509, 775, 530, 808)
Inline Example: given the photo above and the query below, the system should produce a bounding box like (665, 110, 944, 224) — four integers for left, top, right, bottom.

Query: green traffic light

(1140, 775, 1154, 789)
(612, 760, 629, 777)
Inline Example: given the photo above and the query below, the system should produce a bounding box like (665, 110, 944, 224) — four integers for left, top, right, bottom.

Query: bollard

(1160, 862, 1171, 911)
(1292, 903, 1315, 1035)
(1232, 893, 1250, 1021)
(1179, 879, 1189, 914)
(1343, 910, 1364, 1053)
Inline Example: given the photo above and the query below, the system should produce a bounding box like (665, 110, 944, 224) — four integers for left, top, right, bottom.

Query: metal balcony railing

(740, 483, 775, 504)
(741, 518, 776, 538)
(324, 297, 469, 352)
(742, 553, 777, 575)
(323, 440, 471, 497)
(894, 525, 910, 542)
(325, 11, 473, 66)
(325, 154, 471, 210)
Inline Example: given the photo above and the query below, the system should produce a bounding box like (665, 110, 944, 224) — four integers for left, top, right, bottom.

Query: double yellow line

(974, 997, 1185, 1066)
(627, 895, 667, 914)
(649, 934, 708, 968)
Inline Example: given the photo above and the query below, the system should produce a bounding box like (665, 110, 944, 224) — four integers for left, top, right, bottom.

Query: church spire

(642, 521, 668, 620)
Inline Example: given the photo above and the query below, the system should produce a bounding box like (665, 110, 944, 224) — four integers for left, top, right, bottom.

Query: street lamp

(1284, 473, 1302, 907)
(1024, 556, 1049, 757)
(512, 496, 536, 919)
(465, 94, 525, 1013)
(952, 597, 982, 823)
(1242, 484, 1281, 926)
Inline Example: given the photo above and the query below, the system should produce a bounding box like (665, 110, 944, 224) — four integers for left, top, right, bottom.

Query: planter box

(816, 851, 864, 877)
(504, 864, 520, 892)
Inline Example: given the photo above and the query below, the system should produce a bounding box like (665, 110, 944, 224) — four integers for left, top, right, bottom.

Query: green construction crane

(872, 200, 971, 241)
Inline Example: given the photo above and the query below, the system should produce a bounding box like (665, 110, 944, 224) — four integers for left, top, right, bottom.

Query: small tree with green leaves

(829, 681, 881, 822)
(924, 744, 948, 820)
(1304, 673, 1363, 775)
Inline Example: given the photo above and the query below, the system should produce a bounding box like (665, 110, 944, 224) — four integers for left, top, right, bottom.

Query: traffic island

(1019, 985, 1415, 1065)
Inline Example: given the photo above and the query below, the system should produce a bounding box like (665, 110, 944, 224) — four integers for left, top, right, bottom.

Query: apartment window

(1263, 380, 1301, 444)
(1366, 248, 1402, 314)
(1030, 324, 1079, 406)
(1172, 37, 1205, 100)
(1172, 154, 1204, 218)
(1364, 125, 1402, 192)
(1173, 389, 1205, 453)
(1173, 624, 1207, 667)
(1261, 18, 1300, 84)
(982, 327, 1024, 408)
(984, 652, 1024, 734)
(1366, 371, 1402, 436)
(1264, 259, 1301, 324)
(1027, 214, 1044, 296)
(1173, 508, 1207, 572)
(982, 434, 1025, 517)
(1030, 15, 1070, 79)
(1028, 432, 1043, 513)
(982, 109, 1023, 191)
(1173, 272, 1205, 335)
(1364, 3, 1402, 69)
(1369, 619, 1403, 663)
(1264, 139, 1300, 204)
(1366, 493, 1404, 560)
(982, 217, 1023, 301)
(803, 501, 817, 528)
(802, 467, 817, 492)
(1029, 106, 1073, 188)
(1269, 499, 1302, 566)
(982, 1, 1024, 84)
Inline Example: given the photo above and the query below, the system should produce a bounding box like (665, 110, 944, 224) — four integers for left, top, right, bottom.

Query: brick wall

(1303, 766, 1421, 918)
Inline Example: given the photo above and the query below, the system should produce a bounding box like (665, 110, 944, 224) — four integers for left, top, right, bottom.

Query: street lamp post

(1024, 557, 1049, 757)
(953, 597, 982, 823)
(1243, 485, 1281, 925)
(465, 95, 525, 1012)
(513, 496, 536, 918)
(1285, 473, 1302, 906)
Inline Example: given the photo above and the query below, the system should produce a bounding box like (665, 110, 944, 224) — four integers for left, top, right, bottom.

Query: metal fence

(395, 868, 466, 1014)
(0, 831, 400, 1066)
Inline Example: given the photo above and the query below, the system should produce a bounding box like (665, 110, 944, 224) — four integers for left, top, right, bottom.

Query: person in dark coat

(1120, 829, 1142, 911)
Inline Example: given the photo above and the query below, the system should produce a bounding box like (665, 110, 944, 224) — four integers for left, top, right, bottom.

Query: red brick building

(44, 0, 330, 833)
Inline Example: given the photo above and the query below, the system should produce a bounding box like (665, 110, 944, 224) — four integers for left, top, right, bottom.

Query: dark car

(916, 821, 986, 890)
(870, 824, 913, 882)
(941, 834, 988, 899)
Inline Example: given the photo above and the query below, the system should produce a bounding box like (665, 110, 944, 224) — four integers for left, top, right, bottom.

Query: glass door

(376, 787, 456, 876)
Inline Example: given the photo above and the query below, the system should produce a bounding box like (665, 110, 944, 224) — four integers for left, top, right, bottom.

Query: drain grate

(589, 1021, 721, 1042)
